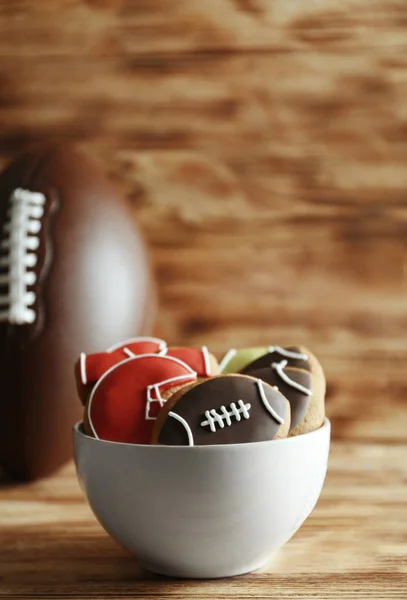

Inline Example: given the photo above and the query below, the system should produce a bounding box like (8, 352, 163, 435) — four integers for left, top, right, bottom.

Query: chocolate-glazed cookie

(152, 374, 291, 446)
(241, 346, 311, 374)
(251, 358, 325, 436)
(249, 361, 312, 432)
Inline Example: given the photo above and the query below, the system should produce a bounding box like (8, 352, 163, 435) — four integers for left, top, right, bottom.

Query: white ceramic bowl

(73, 419, 330, 578)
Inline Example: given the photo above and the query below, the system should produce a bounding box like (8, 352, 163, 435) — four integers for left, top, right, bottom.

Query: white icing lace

(267, 346, 308, 361)
(168, 411, 195, 446)
(201, 400, 251, 432)
(272, 360, 312, 396)
(0, 188, 45, 325)
(256, 379, 285, 424)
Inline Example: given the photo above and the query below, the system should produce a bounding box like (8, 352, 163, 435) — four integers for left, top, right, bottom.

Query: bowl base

(141, 557, 271, 579)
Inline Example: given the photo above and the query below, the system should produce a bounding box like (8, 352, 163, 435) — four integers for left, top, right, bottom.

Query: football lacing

(272, 360, 312, 396)
(0, 188, 45, 325)
(201, 400, 251, 432)
(267, 345, 308, 361)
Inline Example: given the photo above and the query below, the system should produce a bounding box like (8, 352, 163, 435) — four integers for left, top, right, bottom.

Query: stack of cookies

(75, 338, 326, 447)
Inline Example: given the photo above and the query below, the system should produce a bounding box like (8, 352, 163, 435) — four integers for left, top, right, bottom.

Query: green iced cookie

(219, 347, 270, 374)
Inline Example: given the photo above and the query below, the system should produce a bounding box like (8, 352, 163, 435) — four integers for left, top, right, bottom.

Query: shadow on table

(0, 526, 258, 598)
(0, 466, 11, 487)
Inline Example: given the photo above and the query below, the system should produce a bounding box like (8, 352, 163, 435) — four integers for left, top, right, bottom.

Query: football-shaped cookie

(249, 356, 326, 436)
(240, 346, 311, 374)
(152, 374, 291, 446)
(220, 345, 310, 374)
(0, 146, 154, 480)
(248, 361, 313, 432)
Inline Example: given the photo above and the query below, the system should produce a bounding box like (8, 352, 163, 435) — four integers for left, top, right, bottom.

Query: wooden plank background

(1, 0, 406, 443)
(0, 2, 407, 598)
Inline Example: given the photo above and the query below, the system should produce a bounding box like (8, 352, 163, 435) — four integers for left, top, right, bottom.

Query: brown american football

(0, 146, 154, 480)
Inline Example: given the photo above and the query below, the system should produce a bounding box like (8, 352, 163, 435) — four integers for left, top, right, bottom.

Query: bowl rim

(73, 417, 330, 451)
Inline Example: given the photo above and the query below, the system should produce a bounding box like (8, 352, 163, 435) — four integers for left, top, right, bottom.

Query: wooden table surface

(0, 1, 407, 598)
(0, 440, 406, 599)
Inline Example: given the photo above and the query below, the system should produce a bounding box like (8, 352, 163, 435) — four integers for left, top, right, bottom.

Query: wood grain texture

(1, 443, 407, 599)
(1, 3, 407, 597)
(0, 0, 406, 440)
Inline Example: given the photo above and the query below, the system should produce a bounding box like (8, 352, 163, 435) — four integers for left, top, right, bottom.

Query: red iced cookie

(106, 336, 167, 356)
(163, 346, 219, 377)
(75, 337, 167, 404)
(86, 354, 197, 444)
